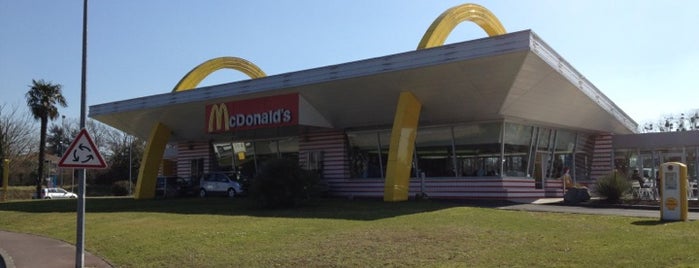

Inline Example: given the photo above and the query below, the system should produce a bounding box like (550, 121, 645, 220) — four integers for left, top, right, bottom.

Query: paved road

(0, 230, 112, 268)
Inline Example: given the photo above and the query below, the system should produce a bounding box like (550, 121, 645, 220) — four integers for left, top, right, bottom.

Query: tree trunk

(36, 116, 47, 199)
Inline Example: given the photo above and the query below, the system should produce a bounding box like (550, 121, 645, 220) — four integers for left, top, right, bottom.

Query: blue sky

(1, 0, 698, 126)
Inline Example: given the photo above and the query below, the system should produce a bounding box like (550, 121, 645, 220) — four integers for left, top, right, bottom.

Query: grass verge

(1, 197, 698, 267)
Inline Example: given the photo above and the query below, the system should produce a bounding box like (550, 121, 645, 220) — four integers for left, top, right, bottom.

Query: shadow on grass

(632, 219, 688, 226)
(0, 197, 468, 221)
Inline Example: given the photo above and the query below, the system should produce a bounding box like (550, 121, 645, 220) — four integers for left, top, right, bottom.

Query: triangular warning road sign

(58, 128, 107, 169)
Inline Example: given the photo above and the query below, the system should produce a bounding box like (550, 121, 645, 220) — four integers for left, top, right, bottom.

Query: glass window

(347, 131, 388, 178)
(555, 131, 576, 154)
(503, 123, 532, 177)
(210, 137, 300, 179)
(453, 123, 502, 177)
(613, 149, 637, 178)
(277, 137, 299, 162)
(687, 147, 697, 182)
(551, 130, 576, 178)
(537, 128, 553, 151)
(415, 127, 455, 177)
(658, 148, 684, 164)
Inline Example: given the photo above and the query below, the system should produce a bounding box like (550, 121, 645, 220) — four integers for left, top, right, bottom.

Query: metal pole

(129, 136, 132, 195)
(59, 141, 63, 187)
(76, 0, 88, 267)
(61, 115, 65, 187)
(2, 159, 9, 202)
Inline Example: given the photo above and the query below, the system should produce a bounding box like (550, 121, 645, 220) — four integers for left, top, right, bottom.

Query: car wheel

(227, 188, 237, 198)
(199, 189, 207, 198)
(44, 197, 51, 200)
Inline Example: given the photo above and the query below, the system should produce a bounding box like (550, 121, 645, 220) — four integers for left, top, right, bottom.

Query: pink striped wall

(544, 179, 564, 197)
(299, 129, 350, 179)
(324, 177, 551, 201)
(176, 141, 210, 179)
(590, 134, 613, 180)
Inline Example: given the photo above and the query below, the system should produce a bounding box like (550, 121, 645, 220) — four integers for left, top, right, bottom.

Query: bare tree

(0, 103, 39, 185)
(640, 110, 699, 133)
(60, 117, 146, 185)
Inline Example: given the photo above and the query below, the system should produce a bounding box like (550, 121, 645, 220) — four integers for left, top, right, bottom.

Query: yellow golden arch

(134, 56, 265, 199)
(173, 56, 267, 92)
(417, 3, 506, 49)
(384, 3, 507, 201)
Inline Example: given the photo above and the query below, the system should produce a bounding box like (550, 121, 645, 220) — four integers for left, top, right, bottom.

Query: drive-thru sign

(58, 128, 107, 169)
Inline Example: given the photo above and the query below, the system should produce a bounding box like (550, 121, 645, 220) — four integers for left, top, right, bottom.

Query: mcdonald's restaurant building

(89, 5, 653, 202)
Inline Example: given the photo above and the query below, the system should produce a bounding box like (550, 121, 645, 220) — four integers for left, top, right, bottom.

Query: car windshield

(215, 173, 228, 182)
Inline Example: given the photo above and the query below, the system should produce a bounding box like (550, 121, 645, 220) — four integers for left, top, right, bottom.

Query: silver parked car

(199, 172, 242, 198)
(38, 187, 78, 199)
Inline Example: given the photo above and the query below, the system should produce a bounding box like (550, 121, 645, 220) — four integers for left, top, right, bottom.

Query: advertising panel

(206, 93, 299, 133)
(660, 162, 688, 221)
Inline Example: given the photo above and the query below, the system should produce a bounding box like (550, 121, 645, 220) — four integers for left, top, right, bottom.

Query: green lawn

(1, 197, 698, 267)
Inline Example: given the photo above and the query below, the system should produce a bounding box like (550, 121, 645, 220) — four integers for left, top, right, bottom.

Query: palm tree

(25, 79, 67, 198)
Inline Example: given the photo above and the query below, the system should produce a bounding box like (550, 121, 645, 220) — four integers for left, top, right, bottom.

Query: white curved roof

(90, 30, 637, 142)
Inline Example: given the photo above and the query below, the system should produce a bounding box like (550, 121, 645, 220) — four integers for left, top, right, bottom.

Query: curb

(0, 247, 15, 268)
(553, 202, 699, 212)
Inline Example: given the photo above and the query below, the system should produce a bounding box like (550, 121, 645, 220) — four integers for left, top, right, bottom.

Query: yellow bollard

(2, 159, 9, 202)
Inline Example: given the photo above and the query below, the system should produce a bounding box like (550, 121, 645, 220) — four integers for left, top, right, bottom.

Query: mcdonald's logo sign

(207, 103, 230, 132)
(205, 93, 299, 133)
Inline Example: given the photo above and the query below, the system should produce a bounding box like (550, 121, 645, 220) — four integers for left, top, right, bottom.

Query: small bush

(594, 170, 631, 202)
(250, 159, 320, 209)
(111, 180, 132, 196)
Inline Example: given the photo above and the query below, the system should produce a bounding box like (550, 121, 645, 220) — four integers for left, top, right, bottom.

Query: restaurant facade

(90, 3, 662, 202)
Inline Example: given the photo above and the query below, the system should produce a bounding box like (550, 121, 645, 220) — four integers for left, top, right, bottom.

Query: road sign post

(58, 129, 107, 169)
(58, 127, 106, 268)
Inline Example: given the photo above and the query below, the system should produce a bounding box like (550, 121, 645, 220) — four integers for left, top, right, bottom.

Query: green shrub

(250, 159, 320, 209)
(1, 186, 36, 200)
(594, 170, 631, 202)
(111, 180, 132, 196)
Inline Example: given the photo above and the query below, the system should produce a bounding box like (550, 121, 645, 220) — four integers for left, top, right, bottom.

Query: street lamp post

(60, 115, 65, 187)
(76, 0, 88, 266)
(59, 141, 63, 187)
(128, 136, 132, 195)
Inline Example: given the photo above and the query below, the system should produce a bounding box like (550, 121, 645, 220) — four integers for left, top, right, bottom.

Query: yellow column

(2, 159, 9, 202)
(384, 92, 422, 202)
(134, 122, 171, 199)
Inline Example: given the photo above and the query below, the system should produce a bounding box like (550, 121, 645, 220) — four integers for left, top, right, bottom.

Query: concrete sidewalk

(499, 199, 699, 220)
(0, 230, 112, 268)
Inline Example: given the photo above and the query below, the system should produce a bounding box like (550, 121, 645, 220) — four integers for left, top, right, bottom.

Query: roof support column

(134, 122, 171, 199)
(384, 92, 422, 202)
